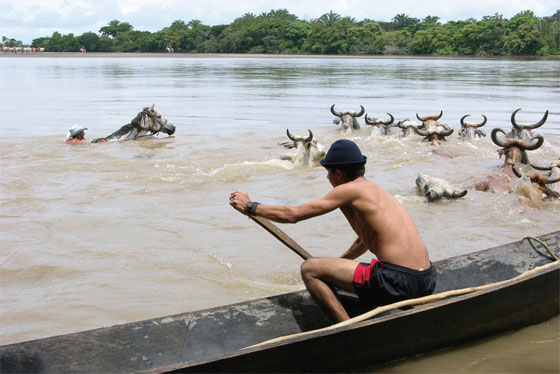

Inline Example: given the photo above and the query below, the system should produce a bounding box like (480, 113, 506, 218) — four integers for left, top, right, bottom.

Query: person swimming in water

(65, 125, 88, 144)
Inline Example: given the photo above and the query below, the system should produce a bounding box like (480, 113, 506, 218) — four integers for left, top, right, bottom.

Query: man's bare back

(230, 139, 435, 322)
(337, 177, 430, 270)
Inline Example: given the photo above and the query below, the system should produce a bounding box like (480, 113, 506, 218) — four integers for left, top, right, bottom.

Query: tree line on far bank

(2, 9, 559, 56)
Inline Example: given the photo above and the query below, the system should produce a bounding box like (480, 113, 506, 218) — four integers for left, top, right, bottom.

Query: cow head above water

(415, 173, 468, 202)
(330, 104, 365, 131)
(512, 164, 560, 207)
(413, 111, 453, 145)
(530, 158, 560, 195)
(396, 119, 421, 137)
(279, 129, 326, 167)
(364, 113, 395, 135)
(507, 108, 548, 141)
(491, 128, 544, 176)
(458, 114, 487, 139)
(92, 104, 176, 142)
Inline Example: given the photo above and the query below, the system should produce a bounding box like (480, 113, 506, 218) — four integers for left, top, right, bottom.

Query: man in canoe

(230, 139, 436, 322)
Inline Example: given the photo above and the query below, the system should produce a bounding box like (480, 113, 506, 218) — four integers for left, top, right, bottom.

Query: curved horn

(364, 114, 375, 126)
(545, 175, 560, 184)
(385, 113, 395, 125)
(397, 119, 411, 128)
(510, 108, 522, 129)
(530, 162, 553, 171)
(511, 108, 549, 130)
(364, 112, 393, 125)
(330, 104, 341, 117)
(477, 115, 488, 128)
(439, 128, 454, 137)
(462, 114, 487, 128)
(413, 126, 430, 136)
(416, 110, 443, 122)
(305, 129, 313, 143)
(519, 133, 544, 151)
(528, 110, 548, 129)
(354, 105, 365, 117)
(286, 129, 296, 141)
(491, 128, 509, 148)
(149, 104, 155, 111)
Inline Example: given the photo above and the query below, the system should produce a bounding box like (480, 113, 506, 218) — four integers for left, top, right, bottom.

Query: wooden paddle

(248, 216, 312, 260)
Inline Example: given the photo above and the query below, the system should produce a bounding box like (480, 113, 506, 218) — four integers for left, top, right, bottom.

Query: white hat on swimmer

(66, 125, 88, 140)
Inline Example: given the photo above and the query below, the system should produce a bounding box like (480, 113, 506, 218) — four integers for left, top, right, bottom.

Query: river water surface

(0, 55, 558, 372)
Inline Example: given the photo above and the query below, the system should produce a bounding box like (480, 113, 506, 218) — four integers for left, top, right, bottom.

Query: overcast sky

(1, 0, 558, 44)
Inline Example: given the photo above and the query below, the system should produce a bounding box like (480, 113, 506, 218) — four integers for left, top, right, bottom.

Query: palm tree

(268, 9, 298, 20)
(317, 11, 341, 27)
(392, 13, 419, 29)
(188, 19, 202, 29)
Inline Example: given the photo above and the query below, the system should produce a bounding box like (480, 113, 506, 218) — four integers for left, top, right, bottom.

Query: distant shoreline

(1, 51, 559, 60)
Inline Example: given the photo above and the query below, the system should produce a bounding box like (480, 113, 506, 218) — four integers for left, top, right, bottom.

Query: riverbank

(1, 51, 559, 60)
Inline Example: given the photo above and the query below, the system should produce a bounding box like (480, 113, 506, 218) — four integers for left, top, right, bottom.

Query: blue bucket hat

(66, 125, 88, 140)
(320, 139, 367, 167)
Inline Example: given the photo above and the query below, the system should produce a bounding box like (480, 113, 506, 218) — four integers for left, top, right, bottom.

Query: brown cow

(413, 111, 454, 145)
(490, 128, 544, 176)
(512, 164, 560, 208)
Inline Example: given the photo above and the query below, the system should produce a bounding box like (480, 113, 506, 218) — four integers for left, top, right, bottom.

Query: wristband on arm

(246, 201, 260, 216)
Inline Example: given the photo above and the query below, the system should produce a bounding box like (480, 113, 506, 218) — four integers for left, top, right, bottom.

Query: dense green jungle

(2, 9, 559, 56)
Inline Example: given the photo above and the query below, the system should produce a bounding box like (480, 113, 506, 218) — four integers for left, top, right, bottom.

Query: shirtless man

(65, 125, 88, 144)
(230, 139, 435, 322)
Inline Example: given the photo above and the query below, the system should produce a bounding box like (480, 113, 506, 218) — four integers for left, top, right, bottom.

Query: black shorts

(352, 259, 437, 307)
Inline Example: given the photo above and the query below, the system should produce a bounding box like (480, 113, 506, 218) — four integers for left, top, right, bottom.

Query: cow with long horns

(458, 114, 487, 139)
(395, 119, 422, 138)
(512, 164, 560, 208)
(413, 111, 454, 145)
(507, 108, 549, 141)
(491, 128, 544, 176)
(279, 129, 326, 167)
(330, 104, 365, 131)
(530, 158, 560, 195)
(364, 113, 395, 135)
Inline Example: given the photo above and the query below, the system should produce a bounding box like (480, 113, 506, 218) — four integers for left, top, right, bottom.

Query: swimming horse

(92, 105, 176, 143)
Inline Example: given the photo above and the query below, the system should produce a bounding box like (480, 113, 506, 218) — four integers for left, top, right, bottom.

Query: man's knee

(300, 258, 319, 280)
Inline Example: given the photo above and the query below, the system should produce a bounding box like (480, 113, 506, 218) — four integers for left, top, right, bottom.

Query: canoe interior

(1, 231, 558, 373)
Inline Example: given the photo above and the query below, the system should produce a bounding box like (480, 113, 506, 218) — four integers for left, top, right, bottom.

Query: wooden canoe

(1, 231, 558, 373)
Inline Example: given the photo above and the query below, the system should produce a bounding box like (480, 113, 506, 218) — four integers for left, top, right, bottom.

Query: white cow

(458, 114, 487, 139)
(416, 174, 468, 202)
(279, 129, 326, 167)
(395, 119, 422, 138)
(364, 112, 395, 135)
(507, 108, 548, 142)
(330, 104, 365, 131)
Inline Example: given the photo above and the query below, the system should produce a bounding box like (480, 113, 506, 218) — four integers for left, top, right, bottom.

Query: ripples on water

(0, 56, 558, 370)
